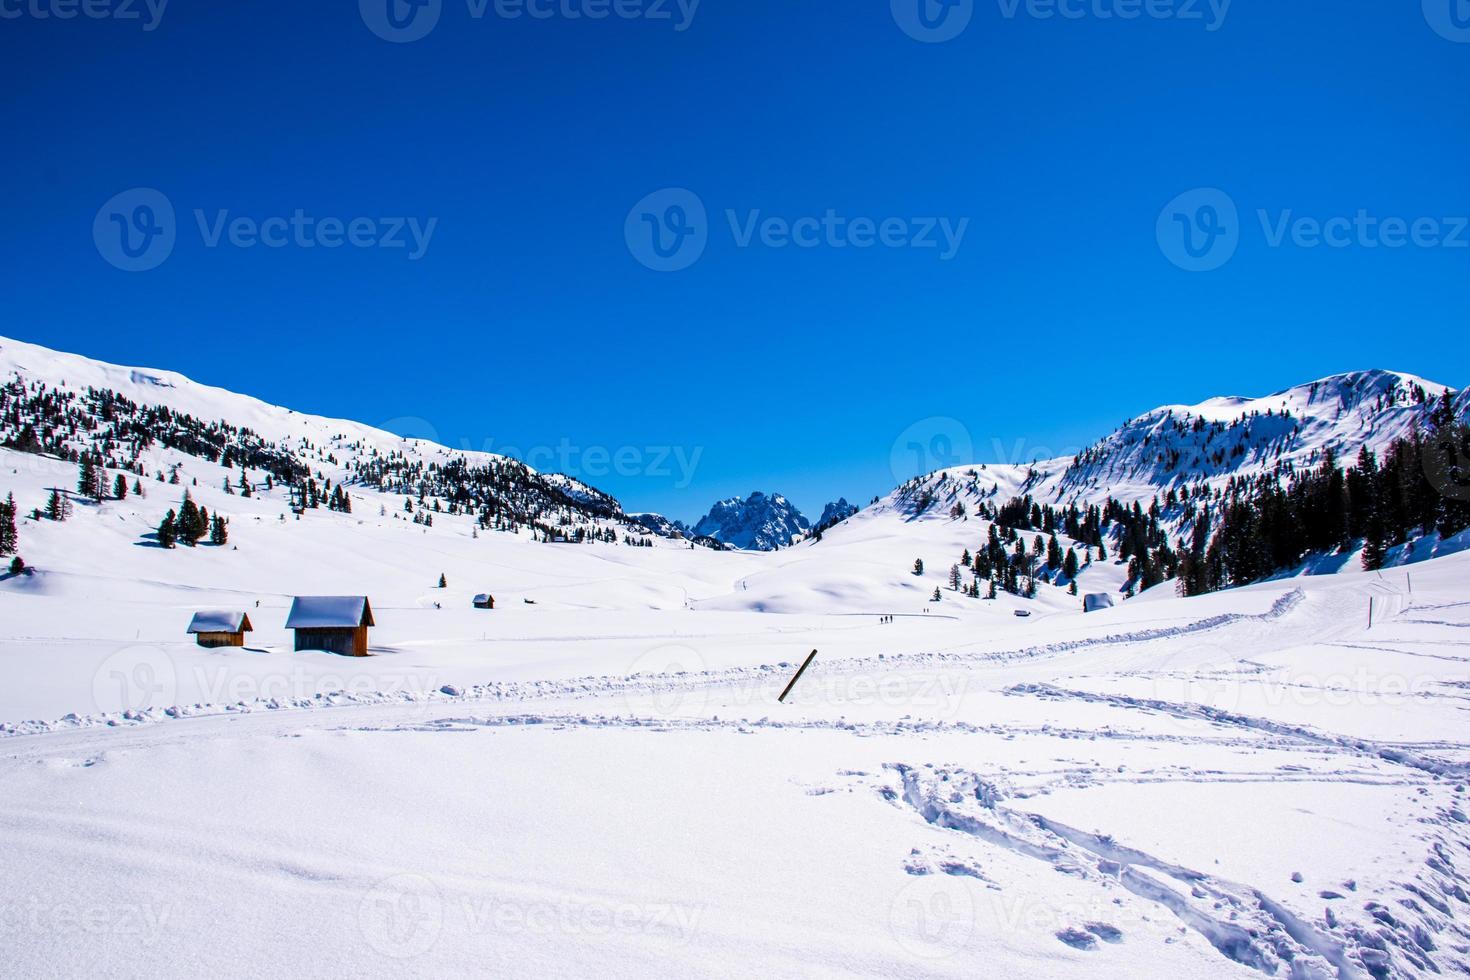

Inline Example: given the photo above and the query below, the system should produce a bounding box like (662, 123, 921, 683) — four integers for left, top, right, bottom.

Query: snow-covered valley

(1, 337, 1468, 978)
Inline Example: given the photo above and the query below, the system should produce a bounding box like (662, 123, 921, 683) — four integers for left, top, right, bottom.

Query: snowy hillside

(3, 337, 1470, 978)
(0, 334, 663, 545)
(1055, 369, 1465, 506)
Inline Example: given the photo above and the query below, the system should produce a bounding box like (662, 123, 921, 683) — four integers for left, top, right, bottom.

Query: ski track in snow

(889, 764, 1470, 979)
(1003, 683, 1470, 780)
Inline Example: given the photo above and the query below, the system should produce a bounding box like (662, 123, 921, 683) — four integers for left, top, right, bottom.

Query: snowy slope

(3, 539, 1468, 978)
(0, 334, 645, 539)
(3, 337, 1470, 978)
(1052, 369, 1464, 506)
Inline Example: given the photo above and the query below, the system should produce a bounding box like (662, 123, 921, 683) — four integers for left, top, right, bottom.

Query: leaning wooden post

(1367, 598, 1373, 630)
(778, 650, 818, 704)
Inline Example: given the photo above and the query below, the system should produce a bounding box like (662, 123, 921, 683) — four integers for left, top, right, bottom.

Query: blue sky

(1, 0, 1467, 522)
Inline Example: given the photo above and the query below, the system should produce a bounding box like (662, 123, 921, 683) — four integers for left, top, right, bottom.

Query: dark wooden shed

(473, 593, 495, 610)
(285, 596, 375, 657)
(187, 610, 253, 648)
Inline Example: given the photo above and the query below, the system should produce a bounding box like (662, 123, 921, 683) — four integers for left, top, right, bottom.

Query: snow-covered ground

(4, 436, 1470, 978)
(3, 336, 1469, 977)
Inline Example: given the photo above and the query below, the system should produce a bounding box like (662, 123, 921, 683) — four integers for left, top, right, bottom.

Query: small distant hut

(187, 610, 253, 648)
(473, 594, 495, 610)
(285, 596, 375, 657)
(1083, 593, 1115, 613)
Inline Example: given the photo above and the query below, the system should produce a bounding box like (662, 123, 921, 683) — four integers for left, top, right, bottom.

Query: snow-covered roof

(474, 594, 493, 604)
(285, 596, 374, 629)
(187, 610, 252, 634)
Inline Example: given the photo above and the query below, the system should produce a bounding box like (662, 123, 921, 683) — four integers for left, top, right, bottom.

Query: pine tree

(913, 558, 924, 576)
(438, 573, 447, 588)
(0, 493, 17, 555)
(157, 511, 177, 549)
(114, 474, 129, 500)
(46, 490, 70, 522)
(177, 492, 203, 546)
(210, 514, 229, 546)
(931, 587, 942, 602)
(77, 455, 103, 501)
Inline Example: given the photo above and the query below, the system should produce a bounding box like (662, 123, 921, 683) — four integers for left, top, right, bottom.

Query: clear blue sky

(2, 0, 1466, 522)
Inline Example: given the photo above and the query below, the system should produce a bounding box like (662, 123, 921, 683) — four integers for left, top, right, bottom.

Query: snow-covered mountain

(869, 370, 1468, 529)
(1053, 369, 1466, 506)
(3, 334, 1464, 586)
(0, 334, 668, 544)
(623, 512, 686, 539)
(689, 491, 809, 551)
(813, 498, 858, 532)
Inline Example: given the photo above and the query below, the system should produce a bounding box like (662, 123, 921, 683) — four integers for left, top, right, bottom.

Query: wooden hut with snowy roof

(187, 610, 254, 648)
(285, 596, 375, 657)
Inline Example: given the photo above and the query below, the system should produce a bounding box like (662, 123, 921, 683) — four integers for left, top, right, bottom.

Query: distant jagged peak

(690, 491, 809, 551)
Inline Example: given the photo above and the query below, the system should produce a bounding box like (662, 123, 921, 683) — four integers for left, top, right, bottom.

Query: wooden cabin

(473, 594, 495, 610)
(285, 596, 375, 657)
(187, 610, 253, 648)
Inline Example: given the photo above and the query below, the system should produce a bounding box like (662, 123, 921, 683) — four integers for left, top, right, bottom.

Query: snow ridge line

(1006, 683, 1470, 779)
(0, 590, 1305, 740)
(892, 764, 1366, 978)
